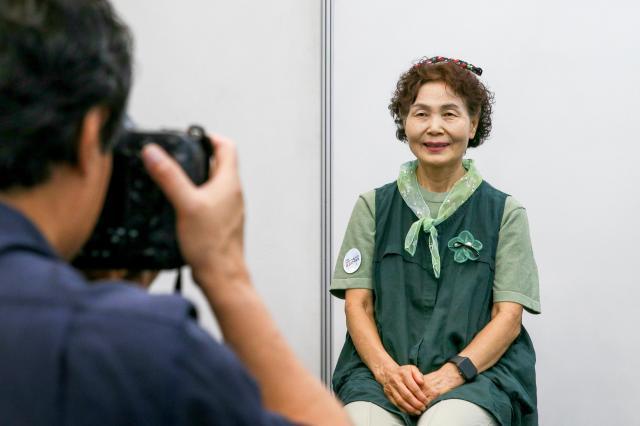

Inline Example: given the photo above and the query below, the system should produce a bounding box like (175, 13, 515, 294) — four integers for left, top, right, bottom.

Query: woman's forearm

(345, 290, 398, 381)
(458, 301, 523, 373)
(419, 302, 524, 403)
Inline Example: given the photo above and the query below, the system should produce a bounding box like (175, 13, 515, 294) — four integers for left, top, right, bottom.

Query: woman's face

(404, 81, 478, 170)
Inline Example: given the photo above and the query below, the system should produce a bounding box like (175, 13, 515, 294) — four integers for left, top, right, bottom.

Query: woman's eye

(415, 111, 427, 117)
(443, 112, 456, 118)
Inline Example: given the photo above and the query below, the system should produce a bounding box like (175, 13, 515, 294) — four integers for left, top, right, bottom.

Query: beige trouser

(344, 399, 498, 426)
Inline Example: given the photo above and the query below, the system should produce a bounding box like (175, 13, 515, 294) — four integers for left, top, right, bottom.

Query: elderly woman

(331, 57, 540, 426)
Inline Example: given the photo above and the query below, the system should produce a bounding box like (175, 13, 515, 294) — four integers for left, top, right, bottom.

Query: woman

(331, 57, 540, 426)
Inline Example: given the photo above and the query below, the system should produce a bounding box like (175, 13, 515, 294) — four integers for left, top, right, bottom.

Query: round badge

(343, 248, 362, 274)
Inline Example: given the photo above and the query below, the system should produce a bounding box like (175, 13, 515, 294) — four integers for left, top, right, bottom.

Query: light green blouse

(331, 183, 541, 314)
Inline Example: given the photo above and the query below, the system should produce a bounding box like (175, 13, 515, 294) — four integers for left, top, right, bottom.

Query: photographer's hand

(82, 270, 159, 288)
(142, 135, 350, 426)
(143, 134, 245, 279)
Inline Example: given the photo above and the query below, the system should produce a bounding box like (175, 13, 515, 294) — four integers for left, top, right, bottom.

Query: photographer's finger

(142, 143, 195, 207)
(208, 134, 238, 179)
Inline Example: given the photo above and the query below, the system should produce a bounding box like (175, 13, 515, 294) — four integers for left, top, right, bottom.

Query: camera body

(72, 125, 212, 270)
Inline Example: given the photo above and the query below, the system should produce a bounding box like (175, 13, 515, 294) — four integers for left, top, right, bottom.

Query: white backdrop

(111, 0, 323, 375)
(331, 1, 640, 425)
(104, 0, 640, 423)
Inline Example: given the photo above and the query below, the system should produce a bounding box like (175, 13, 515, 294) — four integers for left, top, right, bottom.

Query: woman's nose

(426, 116, 444, 134)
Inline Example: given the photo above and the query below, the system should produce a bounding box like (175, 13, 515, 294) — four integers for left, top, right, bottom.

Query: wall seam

(320, 0, 334, 386)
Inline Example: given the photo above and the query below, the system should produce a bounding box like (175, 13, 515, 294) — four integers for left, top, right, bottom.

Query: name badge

(343, 248, 362, 274)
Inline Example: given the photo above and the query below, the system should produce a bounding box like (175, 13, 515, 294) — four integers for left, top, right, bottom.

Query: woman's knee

(417, 399, 498, 426)
(344, 401, 404, 426)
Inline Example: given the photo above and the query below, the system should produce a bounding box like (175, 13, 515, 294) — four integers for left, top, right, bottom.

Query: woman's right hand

(377, 363, 428, 416)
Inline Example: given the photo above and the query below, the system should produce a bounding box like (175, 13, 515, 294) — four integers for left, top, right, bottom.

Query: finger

(394, 383, 426, 413)
(142, 143, 195, 208)
(420, 379, 433, 397)
(384, 387, 404, 411)
(404, 378, 428, 405)
(384, 389, 398, 409)
(407, 368, 427, 403)
(387, 387, 414, 414)
(207, 133, 238, 181)
(82, 269, 126, 281)
(135, 270, 159, 287)
(410, 366, 424, 386)
(425, 394, 435, 408)
(420, 382, 439, 407)
(401, 369, 426, 402)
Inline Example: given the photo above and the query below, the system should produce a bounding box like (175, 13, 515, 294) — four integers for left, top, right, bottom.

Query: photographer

(0, 0, 349, 425)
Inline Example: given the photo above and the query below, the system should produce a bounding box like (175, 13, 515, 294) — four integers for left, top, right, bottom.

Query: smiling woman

(330, 57, 540, 426)
(405, 81, 476, 182)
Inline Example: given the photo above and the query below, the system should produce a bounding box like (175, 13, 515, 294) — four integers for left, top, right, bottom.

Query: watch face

(449, 355, 477, 381)
(458, 358, 476, 380)
(451, 356, 477, 381)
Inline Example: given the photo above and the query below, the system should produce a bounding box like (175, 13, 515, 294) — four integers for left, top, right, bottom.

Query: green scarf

(397, 159, 483, 278)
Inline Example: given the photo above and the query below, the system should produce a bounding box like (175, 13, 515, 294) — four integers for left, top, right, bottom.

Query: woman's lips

(422, 142, 450, 153)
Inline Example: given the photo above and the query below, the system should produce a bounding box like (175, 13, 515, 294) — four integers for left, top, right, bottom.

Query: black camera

(72, 125, 213, 270)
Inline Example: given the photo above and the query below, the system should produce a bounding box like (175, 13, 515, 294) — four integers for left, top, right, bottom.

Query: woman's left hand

(421, 362, 465, 405)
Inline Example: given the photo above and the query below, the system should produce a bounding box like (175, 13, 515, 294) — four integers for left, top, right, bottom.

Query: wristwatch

(448, 355, 478, 382)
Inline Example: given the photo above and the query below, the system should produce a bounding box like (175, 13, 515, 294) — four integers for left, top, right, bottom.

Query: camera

(72, 125, 213, 270)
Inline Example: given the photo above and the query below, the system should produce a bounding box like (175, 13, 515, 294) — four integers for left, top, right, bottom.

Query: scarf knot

(397, 159, 483, 280)
(404, 216, 441, 278)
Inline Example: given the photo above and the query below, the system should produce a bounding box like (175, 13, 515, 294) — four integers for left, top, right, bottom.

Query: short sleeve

(493, 197, 541, 314)
(330, 190, 376, 299)
(176, 321, 295, 425)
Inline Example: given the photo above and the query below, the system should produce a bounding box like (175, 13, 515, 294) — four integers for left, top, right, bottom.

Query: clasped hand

(378, 363, 464, 416)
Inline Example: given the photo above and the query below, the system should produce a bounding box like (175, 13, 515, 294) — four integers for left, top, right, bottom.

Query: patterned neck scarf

(397, 159, 483, 278)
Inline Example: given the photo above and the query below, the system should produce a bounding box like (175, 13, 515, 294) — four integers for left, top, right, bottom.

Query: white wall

(105, 1, 640, 422)
(111, 0, 323, 375)
(331, 1, 640, 424)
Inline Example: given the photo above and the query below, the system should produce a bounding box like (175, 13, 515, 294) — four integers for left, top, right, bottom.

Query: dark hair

(388, 60, 494, 147)
(0, 0, 133, 190)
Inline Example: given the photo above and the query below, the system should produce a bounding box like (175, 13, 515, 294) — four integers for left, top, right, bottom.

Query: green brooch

(448, 230, 483, 263)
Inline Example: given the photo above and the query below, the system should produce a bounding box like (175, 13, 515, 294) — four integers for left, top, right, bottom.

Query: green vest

(332, 180, 538, 426)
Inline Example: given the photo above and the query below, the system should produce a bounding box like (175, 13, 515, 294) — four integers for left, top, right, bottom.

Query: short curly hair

(388, 59, 494, 147)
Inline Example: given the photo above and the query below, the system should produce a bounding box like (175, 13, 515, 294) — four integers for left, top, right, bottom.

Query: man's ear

(76, 106, 110, 175)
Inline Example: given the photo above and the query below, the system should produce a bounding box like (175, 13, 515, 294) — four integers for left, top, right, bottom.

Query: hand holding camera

(75, 125, 247, 294)
(141, 133, 247, 290)
(74, 125, 213, 270)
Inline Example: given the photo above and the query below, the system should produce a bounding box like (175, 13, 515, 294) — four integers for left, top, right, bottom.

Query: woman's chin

(415, 154, 462, 170)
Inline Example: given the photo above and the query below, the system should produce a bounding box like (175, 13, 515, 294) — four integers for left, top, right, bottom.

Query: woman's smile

(404, 81, 477, 170)
(422, 141, 451, 153)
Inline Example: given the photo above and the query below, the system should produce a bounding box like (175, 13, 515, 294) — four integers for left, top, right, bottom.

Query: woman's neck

(415, 161, 466, 193)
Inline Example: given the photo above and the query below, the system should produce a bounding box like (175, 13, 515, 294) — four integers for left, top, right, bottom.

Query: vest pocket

(475, 252, 495, 270)
(442, 247, 495, 315)
(374, 242, 430, 267)
(375, 244, 437, 309)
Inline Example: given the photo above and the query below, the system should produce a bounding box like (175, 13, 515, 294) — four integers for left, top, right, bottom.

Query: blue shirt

(0, 202, 293, 426)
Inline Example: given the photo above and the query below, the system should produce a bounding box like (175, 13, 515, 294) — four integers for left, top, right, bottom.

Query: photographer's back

(0, 202, 282, 425)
